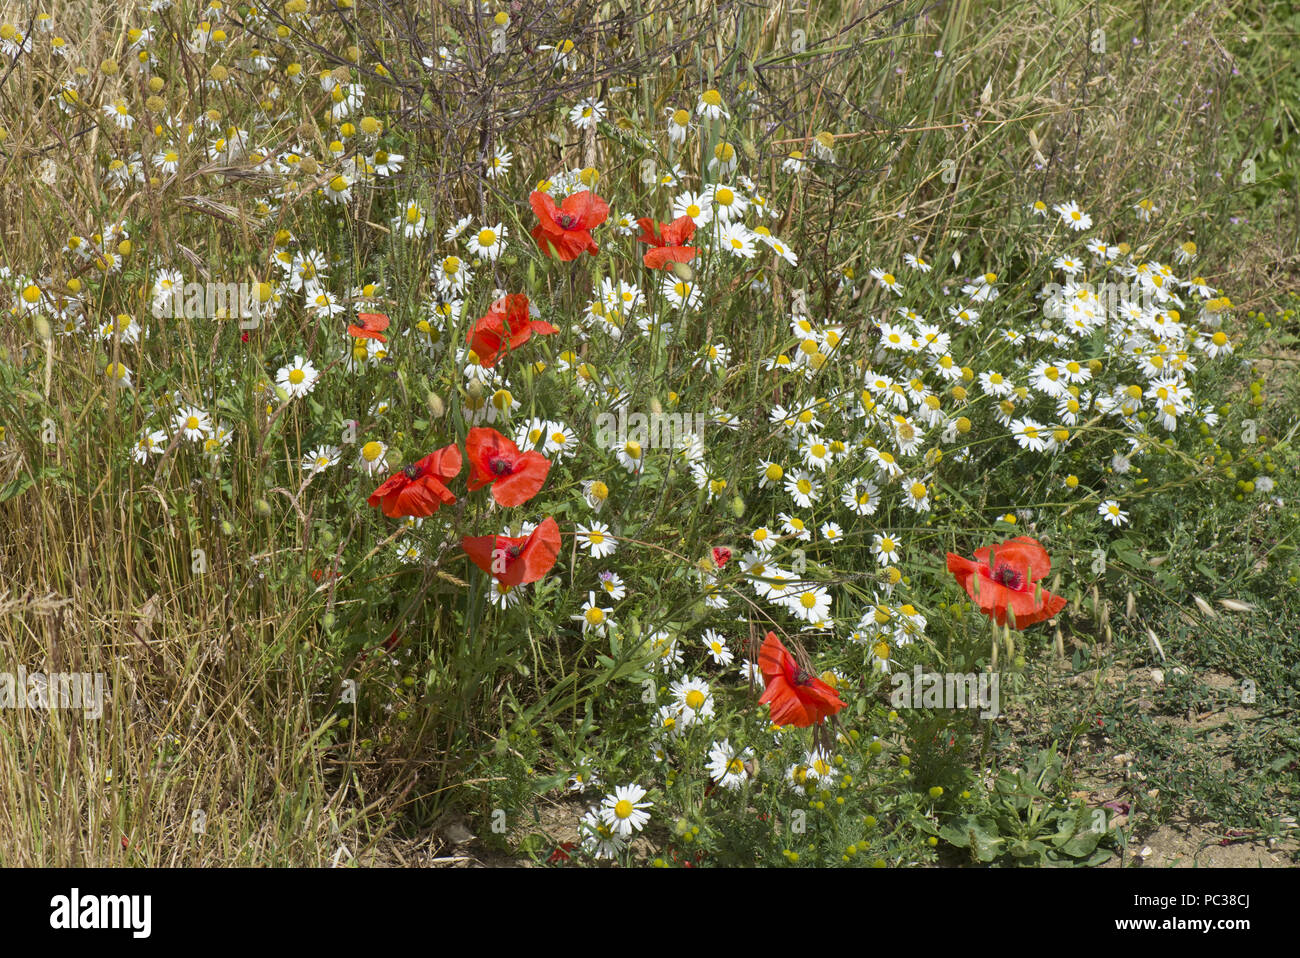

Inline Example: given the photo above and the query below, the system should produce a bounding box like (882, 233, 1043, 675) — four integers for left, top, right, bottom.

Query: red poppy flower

(757, 631, 845, 728)
(366, 444, 462, 518)
(548, 841, 578, 864)
(636, 215, 697, 270)
(465, 293, 558, 368)
(465, 426, 551, 507)
(348, 311, 390, 342)
(529, 189, 609, 260)
(711, 546, 731, 568)
(945, 536, 1066, 629)
(461, 516, 561, 585)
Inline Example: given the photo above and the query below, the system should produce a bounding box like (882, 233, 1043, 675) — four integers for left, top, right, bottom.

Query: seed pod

(1146, 628, 1166, 661)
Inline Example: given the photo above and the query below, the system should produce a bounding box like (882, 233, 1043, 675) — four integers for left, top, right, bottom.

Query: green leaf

(939, 814, 1002, 862)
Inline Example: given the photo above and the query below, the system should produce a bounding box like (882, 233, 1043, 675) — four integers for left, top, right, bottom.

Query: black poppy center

(489, 457, 514, 476)
(403, 463, 423, 480)
(557, 214, 576, 229)
(993, 562, 1023, 590)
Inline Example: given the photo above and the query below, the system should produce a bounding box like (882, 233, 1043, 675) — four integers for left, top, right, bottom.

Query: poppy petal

(529, 191, 559, 226)
(517, 516, 561, 584)
(643, 246, 696, 270)
(491, 452, 551, 507)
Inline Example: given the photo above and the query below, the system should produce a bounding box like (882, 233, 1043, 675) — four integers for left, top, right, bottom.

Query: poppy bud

(729, 495, 745, 518)
(219, 520, 235, 536)
(426, 390, 445, 419)
(670, 261, 694, 282)
(254, 498, 272, 516)
(321, 612, 336, 631)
